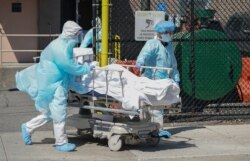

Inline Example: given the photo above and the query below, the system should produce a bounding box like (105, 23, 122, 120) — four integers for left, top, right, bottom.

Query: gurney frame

(67, 63, 177, 151)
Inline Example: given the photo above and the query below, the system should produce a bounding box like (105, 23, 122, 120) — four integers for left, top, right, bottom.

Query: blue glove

(135, 62, 142, 69)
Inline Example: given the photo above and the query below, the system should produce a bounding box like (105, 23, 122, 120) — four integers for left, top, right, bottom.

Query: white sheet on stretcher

(70, 64, 181, 111)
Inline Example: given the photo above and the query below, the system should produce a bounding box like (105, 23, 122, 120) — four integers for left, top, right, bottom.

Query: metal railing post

(0, 33, 2, 65)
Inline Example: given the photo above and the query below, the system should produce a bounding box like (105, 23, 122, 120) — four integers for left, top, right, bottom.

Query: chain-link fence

(95, 0, 250, 122)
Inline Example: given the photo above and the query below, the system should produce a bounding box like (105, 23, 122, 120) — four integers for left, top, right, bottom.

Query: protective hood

(154, 20, 175, 33)
(61, 21, 82, 39)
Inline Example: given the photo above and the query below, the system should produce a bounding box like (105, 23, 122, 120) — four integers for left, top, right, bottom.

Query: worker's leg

(26, 111, 51, 134)
(150, 109, 164, 128)
(49, 86, 76, 152)
(53, 121, 68, 145)
(150, 109, 171, 138)
(21, 110, 51, 145)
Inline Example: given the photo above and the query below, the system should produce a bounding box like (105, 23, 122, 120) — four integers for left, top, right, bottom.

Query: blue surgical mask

(161, 34, 172, 42)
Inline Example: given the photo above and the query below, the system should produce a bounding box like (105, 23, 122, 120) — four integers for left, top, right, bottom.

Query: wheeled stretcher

(66, 48, 181, 151)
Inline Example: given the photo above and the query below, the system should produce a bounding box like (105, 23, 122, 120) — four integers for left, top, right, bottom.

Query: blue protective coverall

(16, 34, 91, 122)
(136, 39, 180, 82)
(16, 21, 91, 151)
(136, 20, 180, 137)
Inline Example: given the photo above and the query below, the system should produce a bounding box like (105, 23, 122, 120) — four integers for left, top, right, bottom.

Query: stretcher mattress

(70, 64, 181, 111)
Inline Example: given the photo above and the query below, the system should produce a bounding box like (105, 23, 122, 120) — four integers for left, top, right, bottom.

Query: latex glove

(135, 62, 142, 69)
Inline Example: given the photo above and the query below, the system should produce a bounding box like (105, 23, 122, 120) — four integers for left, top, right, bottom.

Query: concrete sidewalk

(0, 124, 250, 161)
(0, 91, 250, 161)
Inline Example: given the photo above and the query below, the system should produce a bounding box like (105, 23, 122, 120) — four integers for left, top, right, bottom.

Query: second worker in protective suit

(16, 21, 95, 152)
(136, 20, 180, 138)
(80, 17, 102, 54)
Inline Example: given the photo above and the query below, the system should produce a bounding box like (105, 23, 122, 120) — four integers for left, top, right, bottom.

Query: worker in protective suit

(16, 21, 94, 152)
(80, 17, 102, 53)
(136, 20, 180, 138)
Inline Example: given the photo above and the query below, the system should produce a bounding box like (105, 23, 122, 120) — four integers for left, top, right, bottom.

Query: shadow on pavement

(167, 126, 205, 135)
(124, 139, 196, 152)
(29, 138, 55, 145)
(66, 132, 196, 152)
(26, 126, 203, 151)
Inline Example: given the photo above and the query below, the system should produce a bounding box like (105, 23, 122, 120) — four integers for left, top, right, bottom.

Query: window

(12, 3, 22, 12)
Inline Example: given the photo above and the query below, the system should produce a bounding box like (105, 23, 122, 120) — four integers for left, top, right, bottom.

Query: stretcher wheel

(146, 137, 160, 147)
(108, 135, 123, 151)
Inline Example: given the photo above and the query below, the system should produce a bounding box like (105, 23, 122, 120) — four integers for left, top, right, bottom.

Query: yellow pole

(101, 0, 109, 66)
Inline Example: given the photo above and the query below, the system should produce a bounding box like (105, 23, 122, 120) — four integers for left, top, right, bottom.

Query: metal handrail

(1, 50, 43, 52)
(0, 34, 60, 64)
(0, 34, 59, 37)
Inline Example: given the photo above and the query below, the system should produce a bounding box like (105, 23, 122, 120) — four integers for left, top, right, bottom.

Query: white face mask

(161, 34, 172, 42)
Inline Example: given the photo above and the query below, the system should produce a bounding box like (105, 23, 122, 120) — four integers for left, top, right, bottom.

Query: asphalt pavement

(0, 91, 250, 161)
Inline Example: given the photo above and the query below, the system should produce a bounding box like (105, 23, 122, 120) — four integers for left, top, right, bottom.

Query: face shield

(74, 30, 84, 44)
(158, 31, 173, 42)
